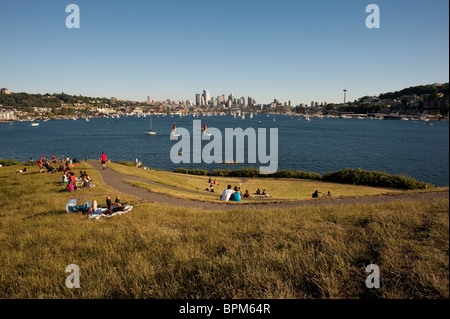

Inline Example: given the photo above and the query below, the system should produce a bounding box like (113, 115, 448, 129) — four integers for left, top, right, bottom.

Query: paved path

(88, 161, 449, 211)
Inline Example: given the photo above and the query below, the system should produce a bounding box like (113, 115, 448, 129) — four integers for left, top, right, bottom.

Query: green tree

(440, 102, 449, 116)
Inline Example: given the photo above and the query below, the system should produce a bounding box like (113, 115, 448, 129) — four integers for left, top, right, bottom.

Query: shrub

(117, 161, 137, 167)
(0, 158, 23, 166)
(173, 168, 208, 176)
(322, 168, 433, 190)
(272, 169, 322, 180)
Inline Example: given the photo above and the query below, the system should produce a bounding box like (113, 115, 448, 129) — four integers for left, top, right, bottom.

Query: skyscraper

(203, 90, 211, 106)
(196, 94, 201, 106)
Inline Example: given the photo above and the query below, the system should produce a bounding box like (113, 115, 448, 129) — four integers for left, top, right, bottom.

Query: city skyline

(0, 0, 448, 104)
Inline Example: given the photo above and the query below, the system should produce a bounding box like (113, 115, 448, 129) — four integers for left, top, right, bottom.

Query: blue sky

(0, 0, 448, 104)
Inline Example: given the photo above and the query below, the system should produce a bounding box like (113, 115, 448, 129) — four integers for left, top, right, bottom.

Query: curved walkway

(88, 161, 449, 211)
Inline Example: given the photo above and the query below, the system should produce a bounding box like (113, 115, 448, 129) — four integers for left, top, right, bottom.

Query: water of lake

(0, 114, 448, 186)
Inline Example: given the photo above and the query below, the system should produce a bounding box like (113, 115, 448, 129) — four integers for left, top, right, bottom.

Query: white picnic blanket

(89, 205, 133, 220)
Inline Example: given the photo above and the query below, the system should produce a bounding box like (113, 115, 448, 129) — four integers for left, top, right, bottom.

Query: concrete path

(88, 161, 449, 211)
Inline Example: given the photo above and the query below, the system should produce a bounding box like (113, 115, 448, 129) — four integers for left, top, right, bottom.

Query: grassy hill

(0, 163, 448, 298)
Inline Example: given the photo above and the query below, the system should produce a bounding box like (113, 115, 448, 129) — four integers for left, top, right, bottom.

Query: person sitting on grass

(106, 195, 124, 214)
(256, 188, 261, 195)
(15, 168, 28, 174)
(243, 190, 250, 198)
(230, 187, 241, 202)
(62, 173, 70, 184)
(44, 161, 56, 173)
(67, 182, 75, 192)
(312, 190, 320, 198)
(220, 185, 235, 201)
(82, 174, 91, 188)
(261, 189, 270, 198)
(210, 185, 215, 193)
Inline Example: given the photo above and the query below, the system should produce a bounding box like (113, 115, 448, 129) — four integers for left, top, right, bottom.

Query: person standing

(101, 152, 107, 170)
(38, 157, 43, 173)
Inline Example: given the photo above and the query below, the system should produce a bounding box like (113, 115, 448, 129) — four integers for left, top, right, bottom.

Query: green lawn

(108, 162, 403, 203)
(0, 163, 448, 299)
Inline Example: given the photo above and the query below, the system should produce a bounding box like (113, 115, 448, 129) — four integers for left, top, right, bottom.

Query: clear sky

(0, 0, 448, 104)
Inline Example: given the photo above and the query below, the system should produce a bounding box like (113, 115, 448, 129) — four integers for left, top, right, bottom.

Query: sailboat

(145, 116, 156, 135)
(305, 115, 311, 122)
(171, 124, 180, 137)
(202, 123, 211, 140)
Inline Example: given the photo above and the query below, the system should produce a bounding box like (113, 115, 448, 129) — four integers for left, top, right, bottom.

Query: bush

(272, 169, 322, 180)
(0, 159, 23, 166)
(322, 168, 432, 190)
(173, 168, 208, 176)
(166, 166, 432, 190)
(117, 161, 137, 167)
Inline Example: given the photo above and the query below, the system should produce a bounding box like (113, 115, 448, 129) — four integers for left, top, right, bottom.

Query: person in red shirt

(38, 157, 43, 173)
(101, 152, 107, 170)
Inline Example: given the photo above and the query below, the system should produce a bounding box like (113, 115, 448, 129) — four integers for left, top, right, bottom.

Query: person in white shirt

(221, 184, 235, 201)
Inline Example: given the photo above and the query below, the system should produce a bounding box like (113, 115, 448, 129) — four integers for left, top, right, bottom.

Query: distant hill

(378, 83, 449, 100)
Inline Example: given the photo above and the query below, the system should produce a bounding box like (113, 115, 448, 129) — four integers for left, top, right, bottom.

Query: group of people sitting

(30, 155, 80, 174)
(89, 195, 128, 216)
(36, 157, 57, 174)
(255, 188, 270, 197)
(208, 177, 219, 185)
(312, 190, 332, 198)
(215, 183, 271, 202)
(220, 185, 243, 202)
(62, 171, 94, 191)
(29, 155, 80, 166)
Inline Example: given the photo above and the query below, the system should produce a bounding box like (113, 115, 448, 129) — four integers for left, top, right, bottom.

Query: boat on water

(258, 121, 263, 124)
(305, 115, 311, 122)
(170, 124, 180, 137)
(145, 116, 156, 135)
(202, 123, 211, 139)
(221, 161, 238, 164)
(30, 123, 39, 126)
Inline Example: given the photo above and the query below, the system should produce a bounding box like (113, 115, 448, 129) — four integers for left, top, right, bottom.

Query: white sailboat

(145, 116, 156, 135)
(171, 124, 180, 138)
(202, 123, 211, 140)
